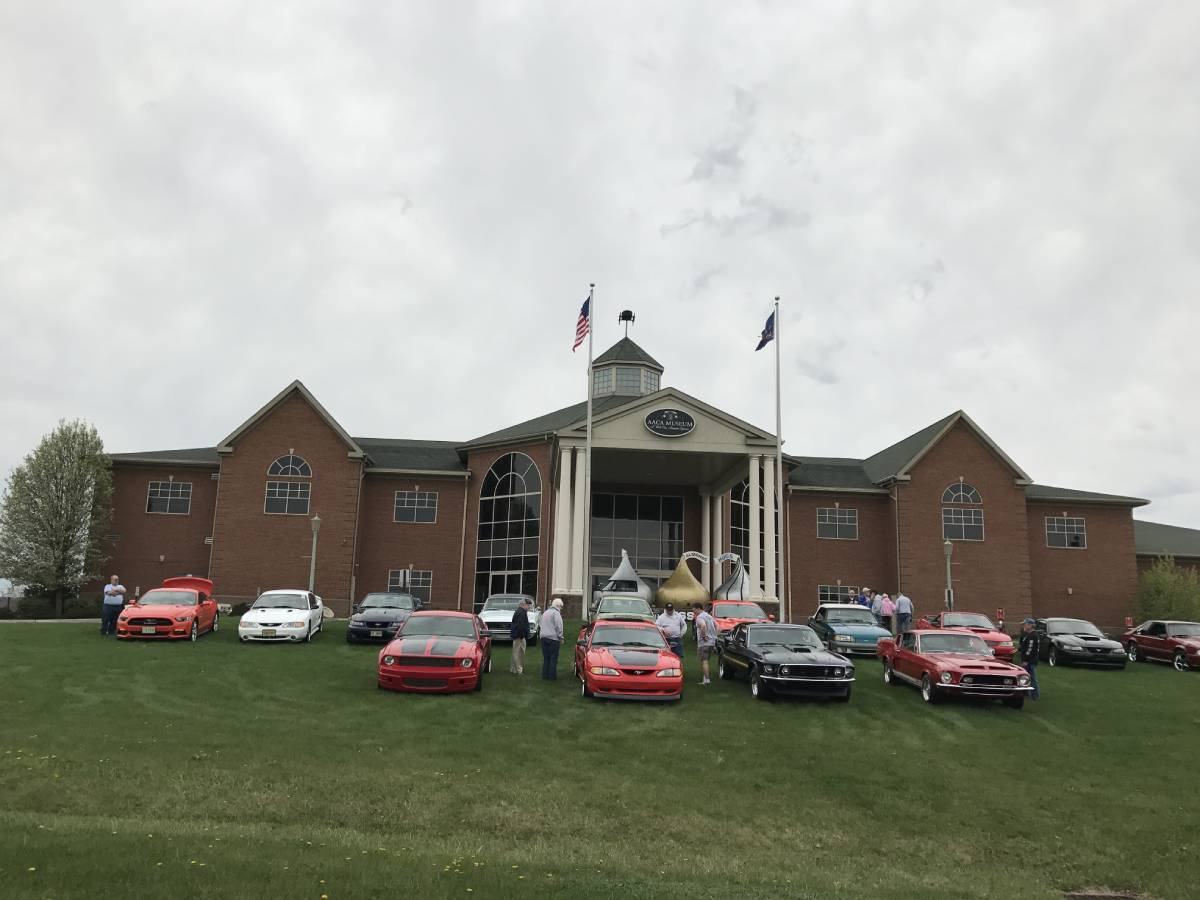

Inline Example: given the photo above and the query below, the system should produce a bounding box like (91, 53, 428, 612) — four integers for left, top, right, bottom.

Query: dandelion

(28, 867, 36, 872)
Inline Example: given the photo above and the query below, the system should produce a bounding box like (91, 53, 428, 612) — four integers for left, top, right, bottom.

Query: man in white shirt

(655, 602, 687, 659)
(894, 592, 914, 633)
(101, 575, 125, 636)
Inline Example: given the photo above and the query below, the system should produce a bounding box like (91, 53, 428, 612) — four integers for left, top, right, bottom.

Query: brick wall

(355, 474, 468, 609)
(209, 392, 363, 611)
(102, 464, 218, 599)
(896, 421, 1033, 623)
(1027, 502, 1139, 629)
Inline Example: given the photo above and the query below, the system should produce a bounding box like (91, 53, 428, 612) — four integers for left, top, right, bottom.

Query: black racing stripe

(396, 637, 431, 655)
(429, 638, 468, 657)
(610, 648, 663, 667)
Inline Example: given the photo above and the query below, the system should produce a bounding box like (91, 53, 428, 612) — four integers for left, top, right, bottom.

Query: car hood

(715, 616, 769, 629)
(946, 627, 1011, 643)
(925, 653, 1024, 673)
(123, 603, 195, 617)
(350, 608, 412, 624)
(241, 607, 308, 623)
(594, 612, 656, 624)
(827, 623, 891, 638)
(587, 646, 677, 669)
(1052, 634, 1122, 650)
(382, 635, 479, 658)
(760, 647, 853, 666)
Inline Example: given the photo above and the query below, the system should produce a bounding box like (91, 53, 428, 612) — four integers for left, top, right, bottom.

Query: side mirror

(768, 614, 776, 622)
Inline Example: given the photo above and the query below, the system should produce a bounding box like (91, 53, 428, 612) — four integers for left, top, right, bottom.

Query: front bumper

(762, 675, 855, 696)
(239, 624, 308, 642)
(587, 675, 682, 701)
(378, 666, 480, 693)
(117, 623, 193, 639)
(831, 641, 882, 655)
(346, 624, 400, 643)
(1058, 647, 1126, 666)
(941, 683, 1034, 698)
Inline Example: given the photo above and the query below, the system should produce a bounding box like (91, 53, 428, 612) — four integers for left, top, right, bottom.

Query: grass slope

(0, 620, 1195, 900)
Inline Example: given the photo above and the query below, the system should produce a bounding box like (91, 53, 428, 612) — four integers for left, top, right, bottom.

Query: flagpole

(583, 283, 595, 622)
(773, 296, 787, 623)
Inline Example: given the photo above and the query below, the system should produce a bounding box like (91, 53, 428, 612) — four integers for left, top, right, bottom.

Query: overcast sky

(2, 0, 1199, 547)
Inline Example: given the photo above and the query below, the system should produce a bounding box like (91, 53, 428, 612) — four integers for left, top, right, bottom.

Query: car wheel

(486, 655, 493, 674)
(883, 661, 898, 685)
(580, 675, 593, 698)
(718, 657, 733, 681)
(1126, 642, 1140, 663)
(920, 674, 940, 704)
(304, 626, 313, 644)
(189, 621, 198, 643)
(211, 613, 219, 634)
(1003, 696, 1025, 710)
(750, 669, 771, 700)
(1174, 650, 1189, 672)
(1048, 645, 1060, 667)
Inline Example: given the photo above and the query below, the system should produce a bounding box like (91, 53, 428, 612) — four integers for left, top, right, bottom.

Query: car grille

(403, 677, 448, 688)
(961, 674, 1016, 686)
(128, 618, 171, 626)
(255, 622, 282, 628)
(360, 622, 392, 629)
(619, 668, 655, 676)
(396, 656, 458, 668)
(779, 665, 846, 678)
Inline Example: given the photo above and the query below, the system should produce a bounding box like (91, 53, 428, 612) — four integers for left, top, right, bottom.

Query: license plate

(370, 630, 383, 638)
(261, 628, 276, 637)
(141, 626, 156, 634)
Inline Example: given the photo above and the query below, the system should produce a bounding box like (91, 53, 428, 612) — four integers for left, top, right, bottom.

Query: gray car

(478, 594, 541, 645)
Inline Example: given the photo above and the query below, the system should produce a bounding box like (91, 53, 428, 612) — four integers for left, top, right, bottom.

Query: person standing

(540, 598, 564, 681)
(880, 593, 896, 632)
(101, 575, 125, 636)
(1019, 617, 1041, 701)
(856, 587, 871, 607)
(869, 591, 884, 623)
(692, 602, 717, 685)
(510, 597, 531, 674)
(894, 591, 914, 634)
(655, 602, 686, 660)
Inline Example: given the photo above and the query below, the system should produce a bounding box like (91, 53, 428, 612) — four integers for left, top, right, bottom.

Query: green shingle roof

(354, 438, 466, 472)
(108, 447, 220, 466)
(1025, 484, 1148, 507)
(463, 395, 629, 447)
(788, 457, 883, 492)
(863, 412, 959, 483)
(1134, 520, 1200, 558)
(593, 338, 663, 370)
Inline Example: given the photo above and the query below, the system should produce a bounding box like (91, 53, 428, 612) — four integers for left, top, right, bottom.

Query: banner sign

(644, 408, 695, 438)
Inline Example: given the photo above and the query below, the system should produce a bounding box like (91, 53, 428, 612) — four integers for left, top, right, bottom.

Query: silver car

(478, 594, 541, 645)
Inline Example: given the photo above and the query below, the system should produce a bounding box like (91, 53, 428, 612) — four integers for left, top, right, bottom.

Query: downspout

(207, 464, 222, 583)
(892, 482, 901, 592)
(785, 487, 793, 624)
(456, 470, 471, 611)
(347, 460, 365, 616)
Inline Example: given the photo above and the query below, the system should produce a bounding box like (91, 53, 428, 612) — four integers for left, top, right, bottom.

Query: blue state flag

(755, 311, 775, 351)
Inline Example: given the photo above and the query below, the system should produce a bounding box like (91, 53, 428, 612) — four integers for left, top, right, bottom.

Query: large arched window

(730, 479, 779, 593)
(942, 481, 984, 541)
(474, 452, 541, 610)
(268, 454, 312, 477)
(265, 453, 312, 515)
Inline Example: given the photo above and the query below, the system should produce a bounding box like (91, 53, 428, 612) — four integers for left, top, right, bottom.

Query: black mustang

(346, 592, 423, 644)
(718, 623, 855, 701)
(1036, 617, 1126, 668)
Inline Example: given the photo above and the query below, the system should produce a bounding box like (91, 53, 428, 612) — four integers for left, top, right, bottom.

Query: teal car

(807, 604, 892, 655)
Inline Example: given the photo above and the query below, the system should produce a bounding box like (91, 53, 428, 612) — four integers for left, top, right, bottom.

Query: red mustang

(116, 577, 220, 641)
(574, 619, 683, 701)
(377, 611, 492, 693)
(878, 630, 1033, 708)
(1122, 620, 1200, 672)
(916, 611, 1016, 660)
(710, 600, 773, 635)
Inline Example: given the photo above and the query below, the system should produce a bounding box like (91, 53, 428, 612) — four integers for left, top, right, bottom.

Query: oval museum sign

(644, 408, 696, 438)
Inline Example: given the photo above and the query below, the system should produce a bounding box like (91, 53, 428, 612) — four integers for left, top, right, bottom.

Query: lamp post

(942, 539, 954, 611)
(308, 514, 321, 593)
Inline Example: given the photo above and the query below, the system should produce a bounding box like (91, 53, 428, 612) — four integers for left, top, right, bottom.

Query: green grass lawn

(0, 619, 1196, 900)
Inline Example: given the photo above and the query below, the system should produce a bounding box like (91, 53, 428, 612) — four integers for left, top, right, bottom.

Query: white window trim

(816, 507, 859, 541)
(394, 490, 439, 524)
(942, 507, 985, 542)
(264, 480, 311, 516)
(1044, 515, 1087, 550)
(387, 569, 433, 601)
(266, 454, 313, 478)
(817, 584, 860, 604)
(146, 480, 193, 516)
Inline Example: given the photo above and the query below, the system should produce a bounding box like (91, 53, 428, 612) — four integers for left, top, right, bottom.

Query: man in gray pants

(101, 575, 125, 636)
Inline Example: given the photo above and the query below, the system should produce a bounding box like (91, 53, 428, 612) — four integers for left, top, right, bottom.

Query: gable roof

(1134, 520, 1200, 558)
(354, 438, 466, 473)
(593, 337, 663, 371)
(218, 381, 363, 456)
(1025, 484, 1148, 507)
(109, 447, 221, 467)
(463, 395, 630, 448)
(864, 410, 1031, 484)
(576, 386, 775, 442)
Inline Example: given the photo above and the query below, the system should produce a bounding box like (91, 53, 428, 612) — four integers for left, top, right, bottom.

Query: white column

(552, 446, 572, 592)
(712, 492, 723, 584)
(570, 447, 587, 595)
(700, 494, 712, 590)
(763, 460, 777, 602)
(748, 455, 763, 598)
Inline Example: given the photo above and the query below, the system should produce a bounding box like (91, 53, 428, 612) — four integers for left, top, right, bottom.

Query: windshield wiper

(619, 642, 660, 648)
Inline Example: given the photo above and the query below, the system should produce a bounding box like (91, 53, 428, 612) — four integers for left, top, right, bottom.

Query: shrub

(1133, 556, 1200, 622)
(63, 597, 102, 617)
(16, 596, 55, 619)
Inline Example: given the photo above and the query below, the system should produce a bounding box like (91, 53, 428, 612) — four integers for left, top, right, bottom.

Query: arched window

(268, 454, 312, 477)
(474, 452, 541, 611)
(730, 479, 780, 593)
(942, 482, 983, 540)
(942, 482, 981, 504)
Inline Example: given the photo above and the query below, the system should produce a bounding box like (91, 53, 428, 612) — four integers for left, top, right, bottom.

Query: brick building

(104, 337, 1167, 628)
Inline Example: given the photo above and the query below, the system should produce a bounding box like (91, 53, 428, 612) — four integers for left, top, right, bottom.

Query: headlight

(286, 621, 306, 628)
(834, 634, 853, 642)
(174, 615, 192, 623)
(998, 641, 1014, 649)
(833, 667, 844, 677)
(1018, 675, 1030, 686)
(762, 665, 778, 675)
(940, 672, 953, 684)
(383, 655, 396, 666)
(589, 666, 619, 676)
(657, 668, 681, 677)
(460, 658, 474, 668)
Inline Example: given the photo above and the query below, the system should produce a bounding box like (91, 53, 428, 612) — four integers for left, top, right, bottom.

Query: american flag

(572, 297, 591, 352)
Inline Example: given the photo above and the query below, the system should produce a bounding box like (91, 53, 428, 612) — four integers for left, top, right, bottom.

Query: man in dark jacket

(510, 597, 531, 675)
(1019, 617, 1040, 700)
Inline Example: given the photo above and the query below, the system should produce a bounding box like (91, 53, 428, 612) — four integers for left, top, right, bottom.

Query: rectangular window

(387, 569, 433, 604)
(816, 507, 858, 540)
(147, 481, 192, 515)
(615, 367, 642, 394)
(592, 368, 613, 396)
(1045, 516, 1086, 549)
(818, 584, 859, 604)
(589, 492, 684, 579)
(942, 507, 984, 541)
(265, 481, 311, 515)
(394, 490, 438, 523)
(644, 371, 660, 392)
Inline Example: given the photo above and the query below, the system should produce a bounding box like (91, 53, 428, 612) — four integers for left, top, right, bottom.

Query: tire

(718, 657, 734, 681)
(1003, 696, 1025, 710)
(1174, 651, 1189, 672)
(883, 662, 898, 686)
(1048, 645, 1060, 667)
(750, 669, 771, 700)
(211, 613, 219, 634)
(835, 686, 852, 703)
(474, 671, 483, 692)
(486, 655, 493, 674)
(1126, 642, 1140, 663)
(189, 621, 198, 643)
(581, 675, 593, 699)
(305, 626, 313, 644)
(920, 674, 941, 705)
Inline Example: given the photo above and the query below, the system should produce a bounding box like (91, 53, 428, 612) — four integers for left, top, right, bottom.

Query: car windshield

(920, 633, 991, 655)
(748, 626, 822, 649)
(1047, 619, 1102, 637)
(598, 598, 652, 616)
(714, 602, 767, 619)
(361, 594, 415, 610)
(252, 593, 307, 610)
(401, 616, 476, 638)
(943, 613, 996, 630)
(139, 590, 195, 606)
(605, 580, 640, 592)
(1168, 623, 1200, 637)
(825, 608, 877, 626)
(482, 597, 523, 611)
(590, 625, 667, 649)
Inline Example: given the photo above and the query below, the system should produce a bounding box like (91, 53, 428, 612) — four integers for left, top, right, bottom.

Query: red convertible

(1122, 620, 1200, 672)
(916, 611, 1016, 660)
(574, 619, 683, 701)
(710, 600, 773, 634)
(377, 611, 492, 693)
(878, 630, 1033, 708)
(116, 577, 219, 641)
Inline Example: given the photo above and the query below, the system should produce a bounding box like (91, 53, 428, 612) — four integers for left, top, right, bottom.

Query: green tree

(1132, 555, 1200, 622)
(0, 420, 113, 617)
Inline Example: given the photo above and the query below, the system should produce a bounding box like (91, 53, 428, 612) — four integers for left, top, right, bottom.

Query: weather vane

(618, 309, 635, 337)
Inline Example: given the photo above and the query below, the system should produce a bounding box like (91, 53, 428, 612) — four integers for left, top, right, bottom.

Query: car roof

(593, 618, 655, 628)
(818, 603, 866, 610)
(485, 593, 533, 601)
(409, 610, 474, 618)
(917, 629, 984, 637)
(259, 589, 308, 595)
(713, 600, 761, 606)
(745, 622, 809, 630)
